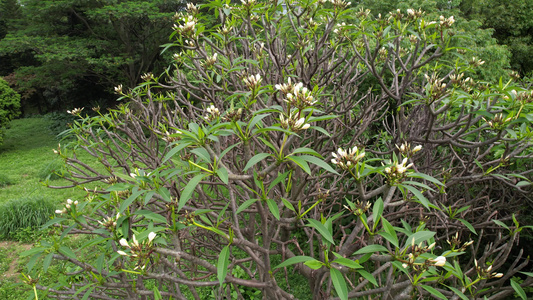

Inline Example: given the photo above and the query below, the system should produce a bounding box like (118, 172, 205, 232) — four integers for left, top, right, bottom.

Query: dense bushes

(0, 77, 20, 145)
(27, 1, 533, 299)
(0, 196, 54, 241)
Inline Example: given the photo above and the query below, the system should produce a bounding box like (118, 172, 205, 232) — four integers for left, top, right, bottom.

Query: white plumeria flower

(148, 232, 157, 243)
(117, 250, 129, 256)
(66, 199, 73, 205)
(431, 256, 446, 267)
(119, 238, 130, 248)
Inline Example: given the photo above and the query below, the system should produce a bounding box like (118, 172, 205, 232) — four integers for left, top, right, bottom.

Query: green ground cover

(0, 117, 87, 299)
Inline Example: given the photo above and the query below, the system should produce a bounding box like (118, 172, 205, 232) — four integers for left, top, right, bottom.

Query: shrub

(0, 196, 55, 240)
(0, 77, 21, 145)
(30, 1, 533, 299)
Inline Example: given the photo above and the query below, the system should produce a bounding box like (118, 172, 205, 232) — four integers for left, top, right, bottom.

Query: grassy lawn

(0, 117, 87, 299)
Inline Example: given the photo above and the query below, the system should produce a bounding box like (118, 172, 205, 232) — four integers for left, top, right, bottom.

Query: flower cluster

(55, 199, 79, 214)
(67, 107, 84, 116)
(162, 130, 182, 143)
(344, 199, 371, 216)
(482, 113, 512, 130)
(396, 142, 422, 157)
(384, 158, 413, 183)
(173, 15, 197, 37)
(439, 15, 455, 28)
(223, 107, 243, 122)
(203, 53, 217, 68)
(474, 259, 503, 279)
(333, 22, 347, 35)
(279, 113, 310, 132)
(186, 3, 198, 15)
(514, 90, 533, 103)
(447, 232, 474, 251)
(141, 72, 153, 82)
(204, 104, 221, 122)
(217, 25, 233, 36)
(378, 47, 388, 61)
(98, 212, 120, 230)
(243, 74, 262, 91)
(424, 73, 448, 101)
(468, 56, 485, 67)
(406, 8, 423, 20)
(277, 81, 317, 109)
(114, 84, 123, 94)
(274, 77, 294, 95)
(241, 0, 256, 7)
(401, 241, 443, 270)
(117, 232, 157, 269)
(331, 146, 365, 170)
(329, 0, 351, 9)
(355, 7, 371, 19)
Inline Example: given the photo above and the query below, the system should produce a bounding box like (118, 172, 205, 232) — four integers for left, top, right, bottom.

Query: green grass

(0, 117, 86, 206)
(0, 117, 88, 299)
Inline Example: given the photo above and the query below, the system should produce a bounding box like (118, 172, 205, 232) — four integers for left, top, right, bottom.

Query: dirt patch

(0, 241, 33, 280)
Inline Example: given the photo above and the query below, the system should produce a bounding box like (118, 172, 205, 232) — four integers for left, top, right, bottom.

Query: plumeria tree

(25, 0, 533, 299)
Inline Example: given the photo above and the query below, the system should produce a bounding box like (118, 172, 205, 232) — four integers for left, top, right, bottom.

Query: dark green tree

(0, 77, 20, 145)
(0, 0, 187, 111)
(461, 0, 533, 76)
(355, 0, 512, 82)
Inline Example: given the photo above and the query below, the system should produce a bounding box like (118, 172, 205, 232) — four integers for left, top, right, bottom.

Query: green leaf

(380, 218, 399, 247)
(357, 269, 378, 286)
(153, 286, 163, 300)
(372, 197, 384, 230)
(275, 256, 315, 269)
(178, 174, 205, 211)
(354, 244, 389, 255)
(281, 197, 296, 212)
(304, 259, 324, 270)
(446, 285, 469, 300)
(191, 147, 211, 163)
(330, 268, 348, 300)
(42, 252, 54, 273)
(402, 184, 431, 209)
(408, 172, 444, 186)
(290, 147, 322, 157)
(162, 142, 191, 163)
(59, 246, 77, 260)
(458, 218, 477, 235)
(118, 188, 144, 213)
(267, 171, 289, 193)
(135, 210, 168, 224)
(332, 257, 362, 269)
(217, 245, 230, 286)
(307, 219, 335, 245)
(216, 167, 229, 184)
(287, 156, 311, 175)
(297, 155, 339, 174)
(247, 113, 269, 133)
(243, 153, 271, 172)
(492, 219, 509, 230)
(82, 287, 95, 300)
(266, 198, 280, 220)
(510, 279, 527, 300)
(421, 285, 447, 300)
(236, 198, 259, 214)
